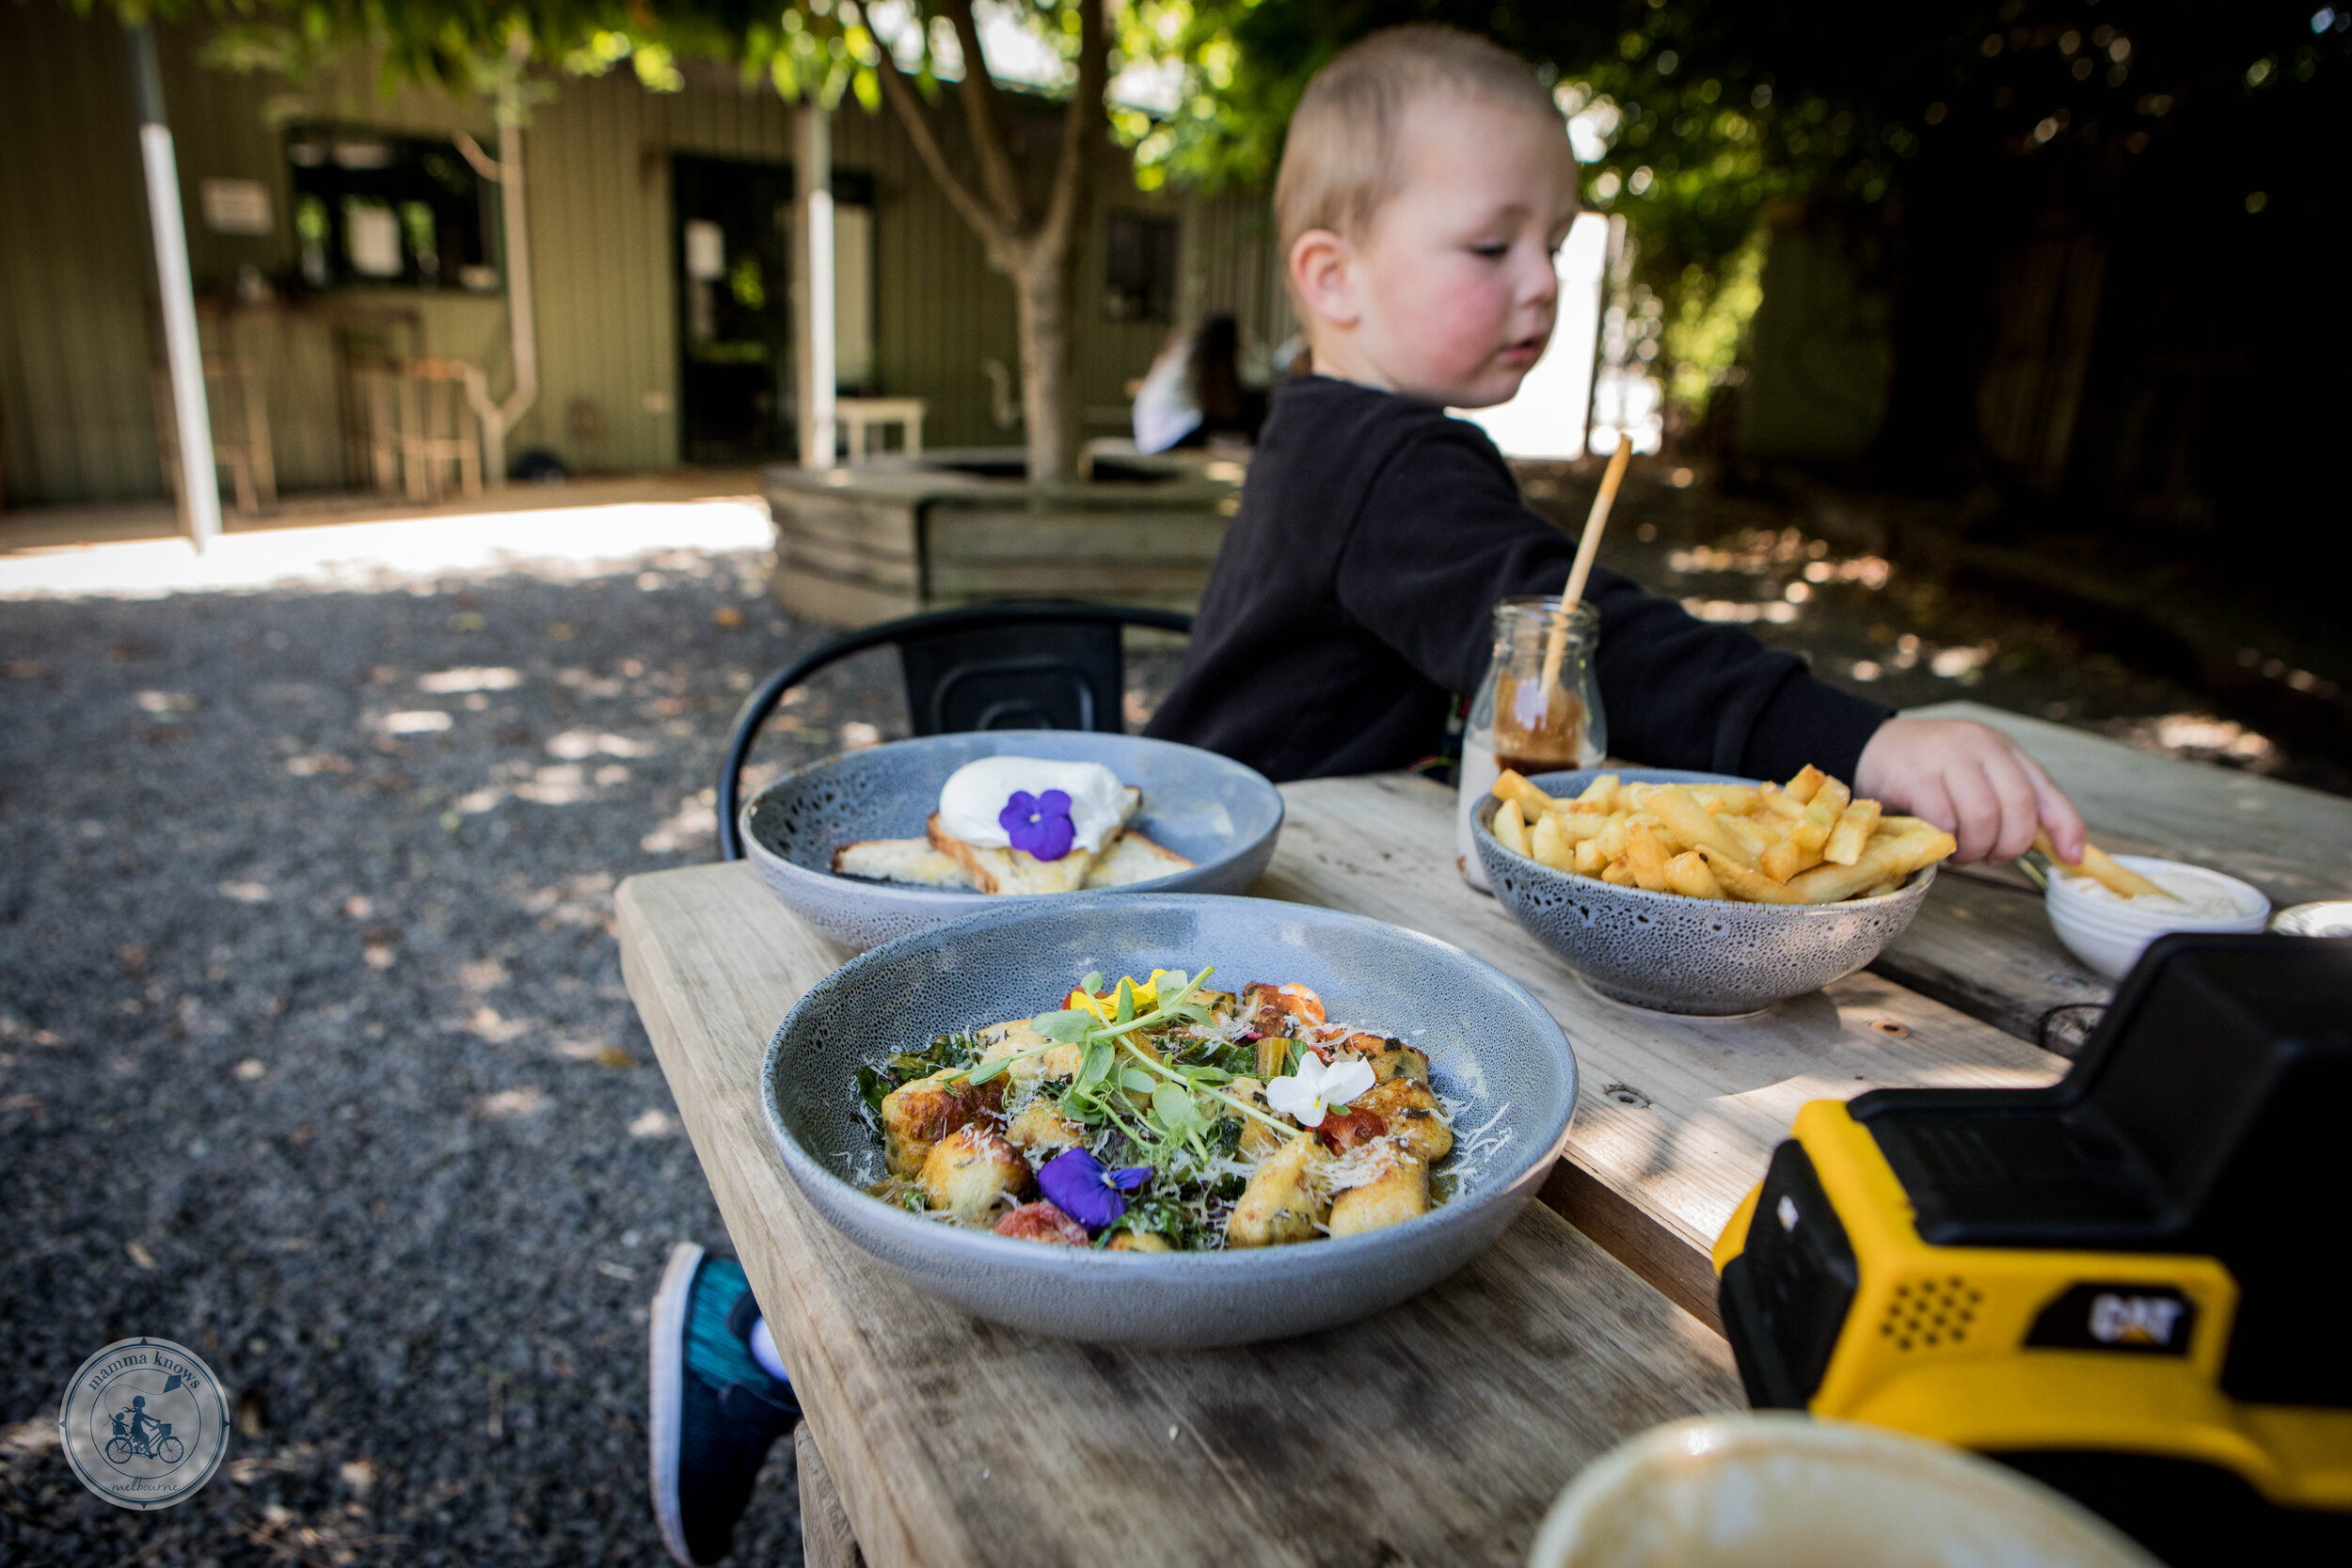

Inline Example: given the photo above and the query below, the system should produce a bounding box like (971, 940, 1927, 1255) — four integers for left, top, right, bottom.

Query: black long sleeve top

(1144, 375, 1892, 784)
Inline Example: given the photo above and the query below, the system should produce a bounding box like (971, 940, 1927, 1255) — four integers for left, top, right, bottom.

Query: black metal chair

(716, 601, 1194, 862)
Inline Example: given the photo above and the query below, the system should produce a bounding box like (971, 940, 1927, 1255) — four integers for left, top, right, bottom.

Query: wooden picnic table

(614, 699, 2351, 1568)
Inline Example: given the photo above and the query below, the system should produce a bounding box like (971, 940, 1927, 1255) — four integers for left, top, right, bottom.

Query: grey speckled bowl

(1472, 768, 1935, 1017)
(761, 894, 1579, 1347)
(742, 731, 1284, 952)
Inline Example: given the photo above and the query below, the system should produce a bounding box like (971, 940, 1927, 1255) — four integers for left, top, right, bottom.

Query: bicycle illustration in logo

(104, 1394, 186, 1466)
(59, 1338, 227, 1509)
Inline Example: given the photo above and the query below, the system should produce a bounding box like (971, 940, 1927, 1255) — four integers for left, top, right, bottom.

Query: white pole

(479, 114, 541, 486)
(451, 108, 540, 487)
(128, 24, 219, 548)
(796, 104, 836, 470)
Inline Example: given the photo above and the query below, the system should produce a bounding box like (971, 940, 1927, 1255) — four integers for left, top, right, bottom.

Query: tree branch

(872, 45, 1018, 265)
(1038, 0, 1108, 259)
(938, 0, 1029, 232)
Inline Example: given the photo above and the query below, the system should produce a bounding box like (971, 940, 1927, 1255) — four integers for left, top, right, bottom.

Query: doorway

(674, 155, 794, 462)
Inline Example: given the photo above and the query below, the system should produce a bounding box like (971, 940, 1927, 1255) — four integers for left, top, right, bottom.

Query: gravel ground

(0, 545, 946, 1566)
(2, 486, 2333, 1568)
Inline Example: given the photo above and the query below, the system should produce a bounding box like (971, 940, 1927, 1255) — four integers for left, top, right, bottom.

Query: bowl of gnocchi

(760, 893, 1579, 1346)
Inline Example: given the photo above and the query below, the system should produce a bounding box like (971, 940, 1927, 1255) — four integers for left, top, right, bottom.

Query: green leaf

(855, 1063, 891, 1119)
(1120, 1068, 1154, 1093)
(1114, 978, 1136, 1024)
(1152, 1082, 1198, 1131)
(1158, 969, 1189, 993)
(966, 1055, 1009, 1085)
(1075, 1038, 1114, 1093)
(1079, 970, 1104, 994)
(1188, 1068, 1233, 1085)
(1032, 1008, 1093, 1043)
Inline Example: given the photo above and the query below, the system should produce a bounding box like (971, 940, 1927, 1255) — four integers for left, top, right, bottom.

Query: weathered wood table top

(615, 700, 2350, 1566)
(619, 865, 1740, 1568)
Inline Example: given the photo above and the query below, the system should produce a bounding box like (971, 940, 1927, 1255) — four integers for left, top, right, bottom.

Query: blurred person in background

(1132, 312, 1266, 452)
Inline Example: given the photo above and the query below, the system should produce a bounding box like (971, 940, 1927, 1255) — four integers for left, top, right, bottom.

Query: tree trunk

(868, 0, 1104, 487)
(1012, 243, 1077, 485)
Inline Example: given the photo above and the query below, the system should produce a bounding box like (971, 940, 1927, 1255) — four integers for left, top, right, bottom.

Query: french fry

(1756, 782, 1806, 821)
(1664, 849, 1726, 900)
(1722, 815, 1777, 859)
(1758, 835, 1825, 883)
(1824, 798, 1882, 865)
(1647, 784, 1758, 869)
(1493, 799, 1530, 857)
(2034, 828, 2165, 899)
(1788, 829, 1956, 904)
(1504, 760, 1956, 905)
(1494, 770, 1557, 815)
(1698, 846, 1808, 904)
(1544, 811, 1611, 844)
(1626, 823, 1677, 893)
(1691, 784, 1761, 815)
(1530, 812, 1577, 870)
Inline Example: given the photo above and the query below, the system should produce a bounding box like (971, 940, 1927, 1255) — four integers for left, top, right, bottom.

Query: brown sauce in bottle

(1493, 671, 1585, 777)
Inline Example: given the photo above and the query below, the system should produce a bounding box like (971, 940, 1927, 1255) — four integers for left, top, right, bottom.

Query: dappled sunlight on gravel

(0, 543, 869, 1564)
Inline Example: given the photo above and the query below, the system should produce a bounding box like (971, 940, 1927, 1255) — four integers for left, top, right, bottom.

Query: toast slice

(927, 812, 1097, 895)
(1082, 831, 1195, 888)
(831, 838, 977, 890)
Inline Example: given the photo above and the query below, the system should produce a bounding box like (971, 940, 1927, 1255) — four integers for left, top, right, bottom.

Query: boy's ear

(1288, 229, 1359, 328)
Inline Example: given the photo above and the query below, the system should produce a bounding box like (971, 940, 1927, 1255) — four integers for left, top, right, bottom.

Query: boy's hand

(1853, 718, 2086, 866)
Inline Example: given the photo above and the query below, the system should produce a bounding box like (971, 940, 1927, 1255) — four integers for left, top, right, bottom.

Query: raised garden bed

(764, 448, 1242, 628)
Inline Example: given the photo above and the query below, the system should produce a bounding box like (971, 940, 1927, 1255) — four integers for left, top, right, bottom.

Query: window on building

(1104, 211, 1179, 324)
(285, 126, 499, 293)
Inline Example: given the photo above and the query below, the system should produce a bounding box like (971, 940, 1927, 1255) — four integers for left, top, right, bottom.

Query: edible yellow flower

(1063, 970, 1170, 1022)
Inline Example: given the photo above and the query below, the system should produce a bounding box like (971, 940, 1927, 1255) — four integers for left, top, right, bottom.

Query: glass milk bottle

(1457, 596, 1607, 890)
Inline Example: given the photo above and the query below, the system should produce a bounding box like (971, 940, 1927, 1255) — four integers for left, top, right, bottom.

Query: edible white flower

(1264, 1054, 1375, 1129)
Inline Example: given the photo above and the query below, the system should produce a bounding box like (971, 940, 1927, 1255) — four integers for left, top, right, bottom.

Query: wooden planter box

(764, 451, 1241, 628)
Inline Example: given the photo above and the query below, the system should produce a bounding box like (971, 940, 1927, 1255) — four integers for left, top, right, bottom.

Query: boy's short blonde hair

(1275, 24, 1563, 260)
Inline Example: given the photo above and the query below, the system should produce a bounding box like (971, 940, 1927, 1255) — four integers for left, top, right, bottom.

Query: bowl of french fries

(1470, 766, 1958, 1016)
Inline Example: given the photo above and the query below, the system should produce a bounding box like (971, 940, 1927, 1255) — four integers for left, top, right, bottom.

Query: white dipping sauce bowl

(2044, 854, 2270, 981)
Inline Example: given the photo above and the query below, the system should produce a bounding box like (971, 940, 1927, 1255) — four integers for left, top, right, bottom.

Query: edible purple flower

(1036, 1148, 1152, 1230)
(999, 788, 1076, 861)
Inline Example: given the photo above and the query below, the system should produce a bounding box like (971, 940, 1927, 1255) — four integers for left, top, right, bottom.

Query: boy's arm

(1333, 423, 1891, 782)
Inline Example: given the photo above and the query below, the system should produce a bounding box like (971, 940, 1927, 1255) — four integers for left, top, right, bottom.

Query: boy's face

(1295, 95, 1580, 409)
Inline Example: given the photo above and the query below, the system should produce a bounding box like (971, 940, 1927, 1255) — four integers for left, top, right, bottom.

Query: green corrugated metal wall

(0, 9, 1286, 507)
(0, 3, 169, 503)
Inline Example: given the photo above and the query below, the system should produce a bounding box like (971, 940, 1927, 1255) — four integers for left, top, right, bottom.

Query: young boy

(1146, 25, 2081, 865)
